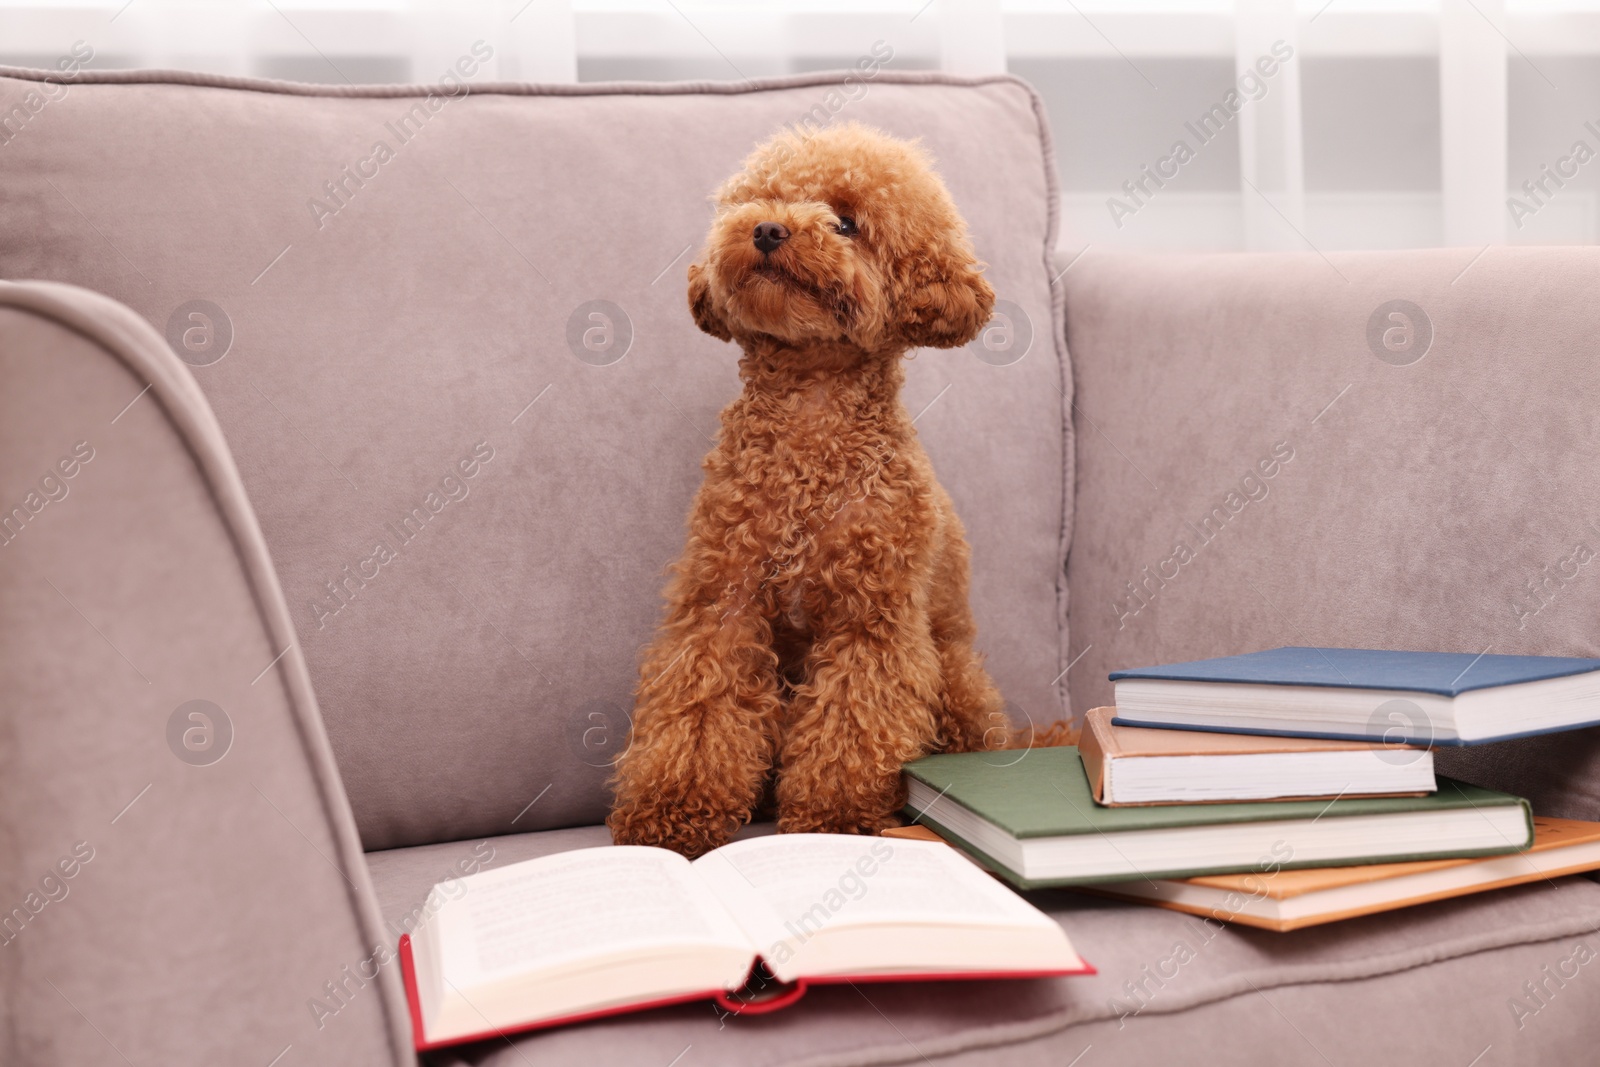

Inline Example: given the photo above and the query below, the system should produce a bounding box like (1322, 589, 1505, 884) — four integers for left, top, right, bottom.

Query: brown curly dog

(608, 123, 1007, 858)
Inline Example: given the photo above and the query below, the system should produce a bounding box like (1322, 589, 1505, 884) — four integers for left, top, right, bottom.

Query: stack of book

(900, 646, 1600, 931)
(388, 645, 1600, 1051)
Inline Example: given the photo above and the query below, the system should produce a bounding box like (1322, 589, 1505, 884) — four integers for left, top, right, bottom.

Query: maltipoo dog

(608, 122, 1004, 858)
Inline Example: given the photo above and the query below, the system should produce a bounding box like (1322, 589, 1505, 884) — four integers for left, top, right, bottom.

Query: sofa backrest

(1063, 247, 1600, 819)
(0, 65, 1072, 850)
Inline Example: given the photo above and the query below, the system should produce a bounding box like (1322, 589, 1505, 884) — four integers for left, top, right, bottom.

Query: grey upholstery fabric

(0, 66, 1072, 852)
(0, 282, 409, 1065)
(1062, 247, 1600, 820)
(365, 826, 1600, 1066)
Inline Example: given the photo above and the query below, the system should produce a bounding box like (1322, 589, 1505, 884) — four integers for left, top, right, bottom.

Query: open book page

(417, 846, 755, 1039)
(692, 834, 1077, 983)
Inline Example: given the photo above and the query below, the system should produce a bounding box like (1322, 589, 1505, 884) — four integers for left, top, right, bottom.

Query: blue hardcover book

(1109, 647, 1600, 744)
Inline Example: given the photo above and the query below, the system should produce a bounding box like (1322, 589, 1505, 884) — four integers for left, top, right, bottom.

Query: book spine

(1078, 721, 1110, 805)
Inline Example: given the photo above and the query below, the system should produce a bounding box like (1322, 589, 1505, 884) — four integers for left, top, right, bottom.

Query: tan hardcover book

(1083, 816, 1600, 931)
(1078, 706, 1435, 806)
(888, 818, 1600, 932)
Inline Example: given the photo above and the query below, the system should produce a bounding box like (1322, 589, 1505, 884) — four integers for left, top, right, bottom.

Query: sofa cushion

(1061, 247, 1600, 820)
(0, 66, 1072, 850)
(366, 828, 1600, 1065)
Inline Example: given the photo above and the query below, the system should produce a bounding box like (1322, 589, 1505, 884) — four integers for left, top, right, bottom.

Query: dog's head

(687, 123, 994, 353)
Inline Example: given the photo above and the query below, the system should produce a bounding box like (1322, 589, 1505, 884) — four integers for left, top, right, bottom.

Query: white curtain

(1, 0, 1594, 251)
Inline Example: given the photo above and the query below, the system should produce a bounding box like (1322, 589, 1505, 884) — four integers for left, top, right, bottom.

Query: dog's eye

(835, 216, 858, 237)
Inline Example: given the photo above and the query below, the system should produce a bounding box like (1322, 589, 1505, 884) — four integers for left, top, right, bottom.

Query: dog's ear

(687, 260, 732, 341)
(893, 244, 996, 350)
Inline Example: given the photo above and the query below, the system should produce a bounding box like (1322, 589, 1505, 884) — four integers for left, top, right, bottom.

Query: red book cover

(398, 934, 1094, 1052)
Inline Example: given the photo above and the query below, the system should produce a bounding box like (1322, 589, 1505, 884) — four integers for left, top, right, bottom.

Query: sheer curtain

(1, 0, 1596, 251)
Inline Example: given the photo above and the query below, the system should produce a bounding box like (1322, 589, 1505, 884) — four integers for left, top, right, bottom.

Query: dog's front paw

(775, 773, 907, 837)
(607, 790, 748, 859)
(776, 806, 904, 836)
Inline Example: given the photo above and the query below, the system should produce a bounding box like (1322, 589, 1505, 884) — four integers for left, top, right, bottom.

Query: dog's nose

(753, 221, 790, 254)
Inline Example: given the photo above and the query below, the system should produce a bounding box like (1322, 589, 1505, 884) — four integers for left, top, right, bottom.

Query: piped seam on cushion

(1015, 75, 1076, 727)
(0, 64, 1038, 101)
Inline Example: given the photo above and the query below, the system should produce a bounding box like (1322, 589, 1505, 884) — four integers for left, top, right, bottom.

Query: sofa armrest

(0, 282, 411, 1065)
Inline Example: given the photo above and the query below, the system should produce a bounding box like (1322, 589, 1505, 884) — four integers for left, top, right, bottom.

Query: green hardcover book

(902, 747, 1533, 889)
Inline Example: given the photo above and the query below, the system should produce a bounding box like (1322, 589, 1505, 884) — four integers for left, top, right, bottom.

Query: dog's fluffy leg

(933, 635, 1004, 753)
(608, 588, 780, 858)
(926, 500, 1006, 753)
(775, 605, 943, 836)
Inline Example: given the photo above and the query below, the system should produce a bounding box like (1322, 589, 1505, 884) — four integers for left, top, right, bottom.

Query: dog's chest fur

(714, 372, 932, 635)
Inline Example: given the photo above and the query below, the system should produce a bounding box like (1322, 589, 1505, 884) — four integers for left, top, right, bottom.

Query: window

(2, 0, 1594, 249)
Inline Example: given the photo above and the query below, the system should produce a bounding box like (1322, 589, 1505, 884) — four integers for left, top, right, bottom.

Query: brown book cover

(1181, 816, 1600, 898)
(1078, 706, 1432, 806)
(888, 818, 1600, 932)
(1085, 816, 1600, 930)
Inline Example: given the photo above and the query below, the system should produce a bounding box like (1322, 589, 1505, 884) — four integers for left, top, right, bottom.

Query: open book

(399, 834, 1090, 1050)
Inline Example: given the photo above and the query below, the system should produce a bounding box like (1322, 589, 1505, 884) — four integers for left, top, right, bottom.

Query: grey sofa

(2, 64, 1598, 1065)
